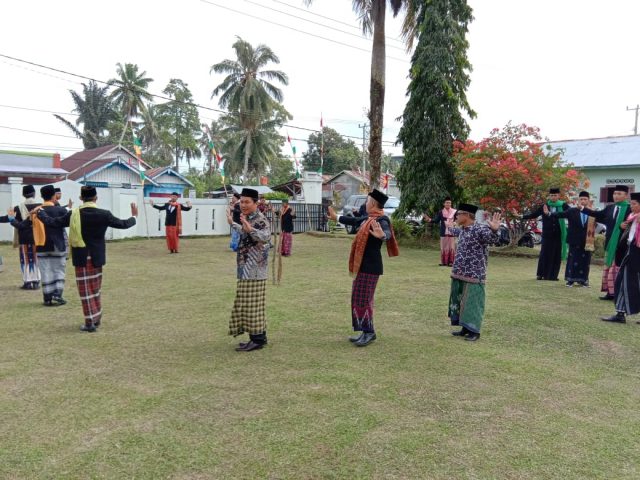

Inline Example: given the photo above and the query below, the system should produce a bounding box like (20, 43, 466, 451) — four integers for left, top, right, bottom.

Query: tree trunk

(243, 131, 252, 184)
(118, 107, 131, 147)
(368, 0, 386, 190)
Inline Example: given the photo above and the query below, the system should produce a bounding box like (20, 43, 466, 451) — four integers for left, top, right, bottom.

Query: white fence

(0, 179, 231, 242)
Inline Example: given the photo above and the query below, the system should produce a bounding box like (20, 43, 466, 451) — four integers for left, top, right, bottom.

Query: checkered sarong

(280, 232, 293, 256)
(601, 264, 619, 295)
(75, 257, 103, 326)
(229, 279, 267, 336)
(351, 272, 379, 333)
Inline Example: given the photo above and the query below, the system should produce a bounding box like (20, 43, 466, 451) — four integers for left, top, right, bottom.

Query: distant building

(323, 170, 400, 207)
(546, 135, 640, 208)
(143, 166, 194, 198)
(60, 144, 158, 190)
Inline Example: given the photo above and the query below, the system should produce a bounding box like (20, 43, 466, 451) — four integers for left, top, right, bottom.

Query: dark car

(341, 194, 400, 234)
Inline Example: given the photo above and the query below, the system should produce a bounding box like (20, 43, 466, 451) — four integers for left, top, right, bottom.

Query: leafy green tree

(200, 120, 227, 175)
(267, 155, 295, 186)
(302, 127, 361, 175)
(54, 81, 116, 149)
(155, 79, 202, 170)
(210, 37, 289, 181)
(304, 0, 417, 188)
(396, 0, 475, 215)
(137, 104, 174, 167)
(108, 62, 154, 145)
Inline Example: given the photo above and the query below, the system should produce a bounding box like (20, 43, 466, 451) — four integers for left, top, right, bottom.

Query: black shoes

(80, 325, 97, 332)
(349, 333, 364, 343)
(566, 281, 574, 287)
(52, 296, 66, 306)
(452, 327, 470, 337)
(601, 313, 626, 323)
(235, 341, 264, 352)
(354, 333, 376, 347)
(536, 276, 543, 280)
(600, 294, 615, 301)
(465, 333, 481, 342)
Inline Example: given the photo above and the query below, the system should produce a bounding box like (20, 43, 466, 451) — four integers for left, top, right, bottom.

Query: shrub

(264, 192, 290, 201)
(391, 218, 413, 239)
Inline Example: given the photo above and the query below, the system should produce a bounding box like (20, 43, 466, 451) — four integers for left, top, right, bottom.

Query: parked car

(341, 194, 400, 234)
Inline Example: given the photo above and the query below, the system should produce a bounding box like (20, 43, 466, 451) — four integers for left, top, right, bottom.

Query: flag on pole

(319, 113, 324, 175)
(287, 133, 301, 179)
(133, 135, 143, 159)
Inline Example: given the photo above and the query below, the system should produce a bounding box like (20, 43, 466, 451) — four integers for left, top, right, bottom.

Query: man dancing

(446, 204, 501, 342)
(423, 197, 457, 266)
(226, 188, 271, 352)
(327, 189, 399, 347)
(7, 185, 41, 289)
(150, 192, 192, 253)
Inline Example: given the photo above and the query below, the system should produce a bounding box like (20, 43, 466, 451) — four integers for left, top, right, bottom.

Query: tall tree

(396, 0, 475, 215)
(210, 37, 289, 182)
(137, 104, 174, 167)
(108, 62, 154, 145)
(302, 127, 361, 175)
(54, 81, 116, 149)
(156, 79, 202, 170)
(304, 0, 417, 188)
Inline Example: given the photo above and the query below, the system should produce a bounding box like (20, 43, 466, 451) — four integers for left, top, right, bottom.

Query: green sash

(548, 200, 567, 260)
(605, 201, 629, 266)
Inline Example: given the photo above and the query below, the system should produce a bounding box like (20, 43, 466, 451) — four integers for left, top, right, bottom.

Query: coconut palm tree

(108, 62, 154, 146)
(304, 0, 417, 188)
(54, 81, 116, 149)
(210, 37, 289, 182)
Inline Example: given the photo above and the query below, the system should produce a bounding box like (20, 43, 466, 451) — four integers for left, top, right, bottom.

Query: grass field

(1, 234, 639, 479)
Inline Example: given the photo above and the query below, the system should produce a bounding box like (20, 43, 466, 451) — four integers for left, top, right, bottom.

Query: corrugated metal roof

(0, 165, 68, 175)
(0, 152, 55, 168)
(545, 135, 640, 168)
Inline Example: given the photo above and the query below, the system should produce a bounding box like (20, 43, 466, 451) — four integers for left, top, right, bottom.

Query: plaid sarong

(601, 265, 619, 295)
(351, 272, 379, 333)
(280, 232, 293, 256)
(38, 250, 66, 301)
(448, 278, 486, 334)
(229, 279, 267, 336)
(19, 244, 40, 283)
(440, 236, 456, 266)
(75, 257, 103, 326)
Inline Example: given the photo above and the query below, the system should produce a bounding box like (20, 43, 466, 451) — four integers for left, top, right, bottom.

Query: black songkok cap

(549, 188, 560, 194)
(630, 192, 640, 202)
(457, 203, 479, 215)
(241, 188, 259, 200)
(369, 188, 388, 207)
(614, 185, 629, 193)
(81, 186, 97, 200)
(579, 191, 590, 198)
(40, 184, 56, 200)
(171, 191, 180, 196)
(54, 187, 61, 193)
(22, 185, 35, 196)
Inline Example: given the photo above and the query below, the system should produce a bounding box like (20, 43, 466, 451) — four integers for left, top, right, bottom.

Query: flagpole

(320, 113, 324, 175)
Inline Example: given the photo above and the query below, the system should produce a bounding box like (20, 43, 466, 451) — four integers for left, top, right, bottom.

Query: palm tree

(210, 36, 289, 182)
(108, 62, 154, 146)
(54, 81, 116, 149)
(137, 104, 174, 166)
(304, 0, 417, 188)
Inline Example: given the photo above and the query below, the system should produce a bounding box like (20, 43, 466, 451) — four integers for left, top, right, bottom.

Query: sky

(1, 0, 640, 172)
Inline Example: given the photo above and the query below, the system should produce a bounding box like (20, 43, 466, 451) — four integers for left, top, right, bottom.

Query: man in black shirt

(149, 192, 192, 253)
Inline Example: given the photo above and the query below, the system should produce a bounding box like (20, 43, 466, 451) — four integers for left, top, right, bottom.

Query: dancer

(279, 199, 296, 257)
(423, 197, 457, 266)
(149, 193, 192, 253)
(6, 185, 42, 289)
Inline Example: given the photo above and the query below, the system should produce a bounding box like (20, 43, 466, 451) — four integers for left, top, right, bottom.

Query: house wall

(579, 166, 639, 208)
(90, 164, 142, 187)
(0, 179, 230, 243)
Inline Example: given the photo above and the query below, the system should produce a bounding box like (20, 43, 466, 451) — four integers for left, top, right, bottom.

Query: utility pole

(358, 123, 369, 182)
(626, 104, 640, 135)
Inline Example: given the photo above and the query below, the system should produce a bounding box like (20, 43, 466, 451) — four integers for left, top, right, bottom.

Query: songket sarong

(229, 279, 267, 336)
(38, 249, 66, 301)
(165, 225, 179, 252)
(351, 272, 379, 334)
(19, 244, 40, 284)
(601, 264, 619, 295)
(440, 236, 456, 266)
(76, 257, 103, 327)
(565, 245, 591, 284)
(614, 246, 640, 315)
(280, 232, 293, 256)
(448, 278, 486, 334)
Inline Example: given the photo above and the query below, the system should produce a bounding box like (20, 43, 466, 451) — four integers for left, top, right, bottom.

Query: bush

(264, 192, 290, 201)
(391, 218, 413, 239)
(593, 234, 605, 258)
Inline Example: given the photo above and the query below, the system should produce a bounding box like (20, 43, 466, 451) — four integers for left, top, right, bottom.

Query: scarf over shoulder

(348, 207, 399, 275)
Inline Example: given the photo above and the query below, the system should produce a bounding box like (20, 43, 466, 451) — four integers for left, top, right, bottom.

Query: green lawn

(1, 235, 639, 479)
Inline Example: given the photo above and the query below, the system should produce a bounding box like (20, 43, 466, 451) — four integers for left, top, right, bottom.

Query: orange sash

(170, 202, 182, 235)
(348, 209, 399, 275)
(32, 201, 55, 247)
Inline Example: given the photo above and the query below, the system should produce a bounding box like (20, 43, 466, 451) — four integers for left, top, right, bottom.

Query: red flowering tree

(453, 123, 587, 246)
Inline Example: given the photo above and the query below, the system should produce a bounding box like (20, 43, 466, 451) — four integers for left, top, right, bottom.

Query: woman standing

(424, 197, 457, 266)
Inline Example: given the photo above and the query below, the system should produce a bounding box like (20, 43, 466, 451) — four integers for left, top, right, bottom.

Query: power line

(0, 142, 79, 151)
(0, 53, 399, 145)
(0, 125, 79, 139)
(240, 0, 406, 52)
(0, 104, 79, 117)
(198, 0, 409, 63)
(271, 0, 406, 46)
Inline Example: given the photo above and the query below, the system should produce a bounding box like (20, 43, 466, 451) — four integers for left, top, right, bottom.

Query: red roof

(67, 159, 113, 181)
(145, 166, 168, 178)
(60, 145, 116, 174)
